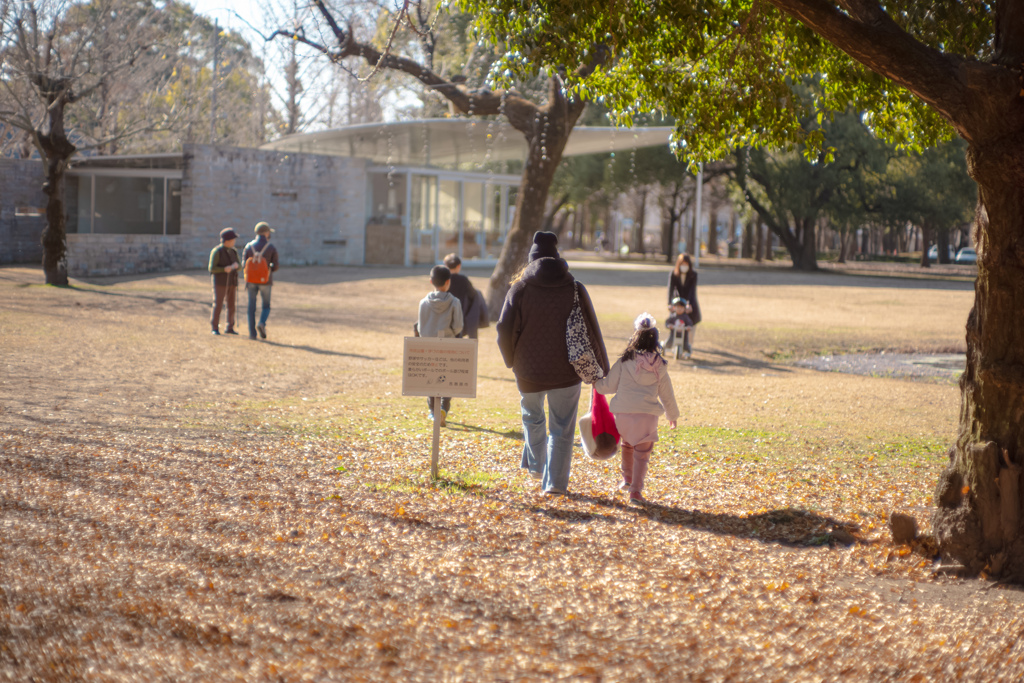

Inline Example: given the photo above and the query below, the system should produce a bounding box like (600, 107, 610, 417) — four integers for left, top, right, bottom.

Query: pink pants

(621, 441, 654, 496)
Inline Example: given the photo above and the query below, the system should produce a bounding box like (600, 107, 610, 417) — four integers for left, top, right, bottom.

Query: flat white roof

(260, 119, 674, 166)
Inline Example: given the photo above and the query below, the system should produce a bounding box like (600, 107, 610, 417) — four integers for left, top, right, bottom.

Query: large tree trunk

(632, 188, 648, 255)
(793, 216, 818, 270)
(920, 224, 933, 268)
(707, 213, 719, 255)
(484, 141, 562, 318)
(40, 152, 72, 287)
(937, 228, 952, 264)
(37, 90, 75, 287)
(740, 186, 817, 270)
(484, 86, 584, 320)
(932, 138, 1024, 578)
(660, 208, 679, 263)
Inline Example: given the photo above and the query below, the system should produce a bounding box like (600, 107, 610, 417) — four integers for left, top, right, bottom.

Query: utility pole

(693, 163, 703, 267)
(210, 20, 219, 143)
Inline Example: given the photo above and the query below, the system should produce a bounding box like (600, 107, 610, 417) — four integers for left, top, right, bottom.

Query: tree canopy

(462, 0, 986, 162)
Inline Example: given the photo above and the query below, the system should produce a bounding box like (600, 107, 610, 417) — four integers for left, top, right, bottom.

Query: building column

(404, 171, 413, 267)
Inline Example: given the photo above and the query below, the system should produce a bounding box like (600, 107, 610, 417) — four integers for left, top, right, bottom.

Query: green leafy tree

(885, 141, 975, 266)
(269, 0, 607, 318)
(544, 153, 607, 240)
(466, 0, 1024, 578)
(736, 106, 891, 269)
(602, 144, 696, 258)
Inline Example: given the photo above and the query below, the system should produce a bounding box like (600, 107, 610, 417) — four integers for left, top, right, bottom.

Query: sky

(187, 0, 264, 37)
(182, 0, 424, 125)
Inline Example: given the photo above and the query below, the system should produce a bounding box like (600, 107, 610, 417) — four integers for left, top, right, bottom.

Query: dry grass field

(4, 259, 1023, 681)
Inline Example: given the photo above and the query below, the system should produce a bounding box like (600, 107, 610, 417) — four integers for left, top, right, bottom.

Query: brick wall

(180, 145, 367, 269)
(0, 160, 46, 265)
(60, 145, 368, 277)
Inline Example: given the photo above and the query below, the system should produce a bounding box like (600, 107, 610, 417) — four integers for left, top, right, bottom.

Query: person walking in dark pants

(208, 228, 241, 335)
(443, 253, 485, 339)
(242, 221, 279, 340)
(496, 231, 609, 495)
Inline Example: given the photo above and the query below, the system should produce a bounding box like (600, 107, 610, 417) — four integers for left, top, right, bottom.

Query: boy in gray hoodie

(418, 265, 464, 425)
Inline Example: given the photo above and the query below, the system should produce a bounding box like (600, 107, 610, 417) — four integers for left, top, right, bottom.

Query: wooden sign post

(402, 337, 478, 479)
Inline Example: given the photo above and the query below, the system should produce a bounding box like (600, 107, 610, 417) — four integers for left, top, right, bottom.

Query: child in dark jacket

(417, 265, 464, 426)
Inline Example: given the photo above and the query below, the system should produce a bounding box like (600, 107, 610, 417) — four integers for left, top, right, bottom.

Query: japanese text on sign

(402, 337, 478, 399)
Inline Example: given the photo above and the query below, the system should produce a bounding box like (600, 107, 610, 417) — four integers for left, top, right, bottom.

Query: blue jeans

(519, 383, 582, 493)
(246, 283, 272, 336)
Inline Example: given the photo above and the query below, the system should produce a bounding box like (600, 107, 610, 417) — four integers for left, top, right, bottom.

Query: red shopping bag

(579, 387, 620, 460)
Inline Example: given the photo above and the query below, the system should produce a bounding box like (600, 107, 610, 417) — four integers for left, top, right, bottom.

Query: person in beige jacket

(595, 313, 679, 506)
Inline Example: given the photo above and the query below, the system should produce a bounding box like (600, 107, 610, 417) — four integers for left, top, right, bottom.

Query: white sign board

(402, 337, 478, 399)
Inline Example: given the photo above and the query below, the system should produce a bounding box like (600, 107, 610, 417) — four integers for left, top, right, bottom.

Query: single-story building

(0, 120, 672, 276)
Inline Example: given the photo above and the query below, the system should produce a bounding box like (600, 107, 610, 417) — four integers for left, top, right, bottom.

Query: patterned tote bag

(566, 281, 604, 384)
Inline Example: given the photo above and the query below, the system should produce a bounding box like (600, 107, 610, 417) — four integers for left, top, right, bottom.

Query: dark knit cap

(220, 227, 238, 241)
(528, 231, 559, 262)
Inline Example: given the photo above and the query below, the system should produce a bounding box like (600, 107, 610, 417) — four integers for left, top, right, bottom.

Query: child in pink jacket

(595, 313, 679, 506)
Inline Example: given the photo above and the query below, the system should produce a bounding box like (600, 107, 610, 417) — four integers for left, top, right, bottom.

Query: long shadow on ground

(258, 340, 381, 360)
(526, 493, 860, 549)
(675, 348, 793, 374)
(446, 422, 523, 440)
(422, 470, 866, 551)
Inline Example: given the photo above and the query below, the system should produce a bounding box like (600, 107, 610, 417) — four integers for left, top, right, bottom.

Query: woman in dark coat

(496, 231, 609, 495)
(667, 253, 701, 356)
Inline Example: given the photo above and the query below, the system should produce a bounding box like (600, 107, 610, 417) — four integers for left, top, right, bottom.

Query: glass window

(410, 174, 437, 265)
(68, 174, 181, 235)
(166, 179, 181, 235)
(482, 185, 506, 259)
(365, 172, 407, 265)
(462, 182, 484, 260)
(92, 176, 165, 234)
(438, 179, 459, 262)
(64, 175, 82, 234)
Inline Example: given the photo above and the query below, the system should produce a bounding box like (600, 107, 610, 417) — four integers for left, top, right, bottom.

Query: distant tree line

(543, 104, 976, 271)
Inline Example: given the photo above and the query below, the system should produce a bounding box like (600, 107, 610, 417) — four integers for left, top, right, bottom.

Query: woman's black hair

(620, 325, 664, 363)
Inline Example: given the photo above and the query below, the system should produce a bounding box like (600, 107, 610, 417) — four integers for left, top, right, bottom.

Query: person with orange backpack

(242, 221, 280, 340)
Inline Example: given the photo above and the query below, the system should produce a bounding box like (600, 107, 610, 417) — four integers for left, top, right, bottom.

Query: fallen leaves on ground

(2, 264, 1008, 681)
(3, 418, 1024, 682)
